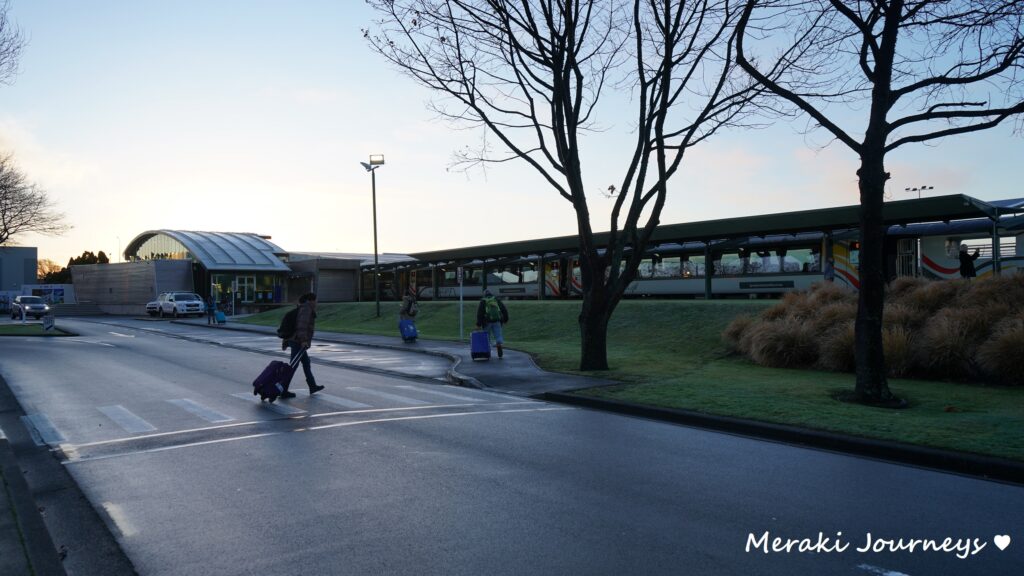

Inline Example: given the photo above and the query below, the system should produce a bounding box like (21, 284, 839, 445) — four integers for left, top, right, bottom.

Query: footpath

(2, 316, 1022, 574)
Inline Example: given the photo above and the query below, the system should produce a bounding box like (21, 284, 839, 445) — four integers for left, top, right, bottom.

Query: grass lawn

(0, 324, 72, 336)
(241, 299, 1024, 461)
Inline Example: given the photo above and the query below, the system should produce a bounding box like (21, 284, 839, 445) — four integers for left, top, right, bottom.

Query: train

(360, 196, 1024, 301)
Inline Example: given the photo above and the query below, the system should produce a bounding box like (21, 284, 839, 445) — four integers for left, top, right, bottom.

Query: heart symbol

(993, 535, 1011, 551)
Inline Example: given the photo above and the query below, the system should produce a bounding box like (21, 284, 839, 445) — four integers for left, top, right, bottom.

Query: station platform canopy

(405, 194, 1024, 264)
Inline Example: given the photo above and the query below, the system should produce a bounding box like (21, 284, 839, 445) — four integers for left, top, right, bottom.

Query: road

(0, 318, 1021, 575)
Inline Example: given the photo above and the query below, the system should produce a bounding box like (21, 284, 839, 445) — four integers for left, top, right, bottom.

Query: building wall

(287, 257, 361, 302)
(71, 260, 193, 308)
(0, 246, 38, 293)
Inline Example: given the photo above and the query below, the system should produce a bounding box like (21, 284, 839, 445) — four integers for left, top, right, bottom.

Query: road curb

(0, 427, 67, 576)
(539, 392, 1024, 486)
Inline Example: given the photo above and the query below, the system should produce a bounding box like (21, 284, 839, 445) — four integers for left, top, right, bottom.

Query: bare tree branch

(0, 154, 72, 246)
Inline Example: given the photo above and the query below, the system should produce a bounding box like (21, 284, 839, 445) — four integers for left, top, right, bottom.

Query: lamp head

(360, 162, 372, 171)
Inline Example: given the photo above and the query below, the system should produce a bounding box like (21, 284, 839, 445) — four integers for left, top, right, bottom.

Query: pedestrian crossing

(20, 384, 517, 448)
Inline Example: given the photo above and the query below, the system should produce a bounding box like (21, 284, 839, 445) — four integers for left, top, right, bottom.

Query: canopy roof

(407, 194, 1023, 263)
(125, 230, 290, 272)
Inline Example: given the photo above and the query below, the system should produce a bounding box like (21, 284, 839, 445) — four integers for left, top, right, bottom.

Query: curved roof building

(124, 230, 290, 272)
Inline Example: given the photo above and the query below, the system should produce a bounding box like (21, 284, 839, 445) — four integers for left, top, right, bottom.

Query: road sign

(43, 314, 55, 331)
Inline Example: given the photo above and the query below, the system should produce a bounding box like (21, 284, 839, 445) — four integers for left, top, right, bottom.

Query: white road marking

(347, 386, 430, 405)
(57, 338, 116, 347)
(64, 406, 573, 464)
(167, 399, 234, 423)
(102, 502, 138, 538)
(858, 564, 913, 576)
(298, 391, 372, 409)
(230, 393, 306, 415)
(108, 331, 136, 338)
(21, 414, 67, 445)
(395, 385, 483, 403)
(97, 405, 157, 434)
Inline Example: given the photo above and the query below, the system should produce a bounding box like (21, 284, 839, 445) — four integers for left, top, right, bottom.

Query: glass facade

(129, 234, 192, 261)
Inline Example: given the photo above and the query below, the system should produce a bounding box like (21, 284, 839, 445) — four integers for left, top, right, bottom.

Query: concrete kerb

(541, 391, 1024, 486)
(170, 320, 486, 390)
(0, 424, 67, 576)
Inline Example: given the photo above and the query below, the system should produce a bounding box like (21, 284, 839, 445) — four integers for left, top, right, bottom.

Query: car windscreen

(20, 297, 44, 304)
(175, 294, 200, 301)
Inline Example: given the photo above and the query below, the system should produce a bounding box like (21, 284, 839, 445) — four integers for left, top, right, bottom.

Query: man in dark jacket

(280, 292, 325, 398)
(959, 244, 980, 279)
(476, 289, 509, 358)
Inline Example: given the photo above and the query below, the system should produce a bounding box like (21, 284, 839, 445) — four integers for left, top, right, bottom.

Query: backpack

(484, 296, 502, 323)
(277, 307, 299, 338)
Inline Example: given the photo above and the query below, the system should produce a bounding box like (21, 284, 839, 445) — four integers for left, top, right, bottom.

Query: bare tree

(366, 0, 765, 369)
(0, 0, 24, 84)
(0, 154, 71, 245)
(736, 0, 1024, 405)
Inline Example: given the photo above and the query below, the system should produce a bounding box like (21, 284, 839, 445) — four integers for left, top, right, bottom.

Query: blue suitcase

(215, 310, 227, 324)
(470, 330, 490, 360)
(399, 319, 418, 342)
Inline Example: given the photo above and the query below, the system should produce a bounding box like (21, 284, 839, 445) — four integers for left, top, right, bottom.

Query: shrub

(887, 276, 928, 302)
(807, 281, 856, 307)
(746, 318, 818, 368)
(883, 303, 926, 332)
(816, 321, 856, 373)
(911, 279, 970, 313)
(915, 307, 991, 379)
(808, 301, 857, 336)
(883, 325, 914, 377)
(955, 274, 1024, 309)
(976, 315, 1024, 386)
(722, 314, 756, 353)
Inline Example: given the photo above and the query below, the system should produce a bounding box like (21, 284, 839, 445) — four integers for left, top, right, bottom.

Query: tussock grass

(727, 275, 1024, 385)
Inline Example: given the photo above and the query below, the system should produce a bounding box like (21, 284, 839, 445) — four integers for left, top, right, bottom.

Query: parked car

(146, 292, 206, 318)
(11, 295, 50, 320)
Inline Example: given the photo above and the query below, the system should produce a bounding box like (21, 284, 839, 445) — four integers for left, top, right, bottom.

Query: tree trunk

(579, 285, 612, 371)
(854, 155, 895, 404)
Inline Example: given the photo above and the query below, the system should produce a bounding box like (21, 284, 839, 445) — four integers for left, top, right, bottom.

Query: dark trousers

(283, 340, 317, 391)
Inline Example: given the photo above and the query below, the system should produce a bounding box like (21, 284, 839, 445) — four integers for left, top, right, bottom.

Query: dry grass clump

(722, 274, 1024, 385)
(899, 279, 965, 314)
(808, 301, 857, 335)
(883, 325, 914, 377)
(722, 314, 756, 353)
(816, 321, 856, 372)
(887, 276, 928, 302)
(746, 317, 817, 368)
(976, 315, 1024, 386)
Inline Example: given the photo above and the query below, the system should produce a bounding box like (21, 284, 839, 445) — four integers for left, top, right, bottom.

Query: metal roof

(124, 230, 291, 272)
(407, 194, 1021, 263)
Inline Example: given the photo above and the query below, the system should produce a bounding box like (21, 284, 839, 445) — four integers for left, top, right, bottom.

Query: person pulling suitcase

(476, 290, 509, 358)
(279, 292, 325, 399)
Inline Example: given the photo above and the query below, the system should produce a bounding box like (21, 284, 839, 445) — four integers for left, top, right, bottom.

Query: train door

(544, 260, 562, 298)
(895, 238, 919, 278)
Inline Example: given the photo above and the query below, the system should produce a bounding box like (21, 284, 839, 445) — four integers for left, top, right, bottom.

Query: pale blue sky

(1, 1, 1021, 266)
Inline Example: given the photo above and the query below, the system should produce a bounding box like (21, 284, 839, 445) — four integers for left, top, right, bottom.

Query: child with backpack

(475, 289, 509, 358)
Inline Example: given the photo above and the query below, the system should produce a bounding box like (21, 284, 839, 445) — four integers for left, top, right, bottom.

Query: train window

(783, 248, 815, 272)
(717, 253, 743, 276)
(654, 257, 680, 278)
(637, 259, 654, 279)
(521, 263, 538, 283)
(682, 255, 705, 278)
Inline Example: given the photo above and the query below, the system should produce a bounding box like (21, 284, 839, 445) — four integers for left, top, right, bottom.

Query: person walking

(280, 292, 325, 399)
(959, 244, 980, 279)
(206, 295, 216, 325)
(822, 257, 835, 282)
(399, 292, 419, 341)
(476, 289, 509, 358)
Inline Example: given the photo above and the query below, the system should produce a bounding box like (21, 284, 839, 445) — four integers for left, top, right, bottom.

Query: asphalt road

(0, 319, 1021, 575)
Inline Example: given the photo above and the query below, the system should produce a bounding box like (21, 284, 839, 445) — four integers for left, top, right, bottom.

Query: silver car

(11, 295, 50, 320)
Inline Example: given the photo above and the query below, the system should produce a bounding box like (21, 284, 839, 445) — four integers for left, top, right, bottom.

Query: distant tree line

(38, 251, 109, 284)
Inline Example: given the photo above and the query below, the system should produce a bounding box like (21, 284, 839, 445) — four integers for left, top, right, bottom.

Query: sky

(0, 1, 1021, 267)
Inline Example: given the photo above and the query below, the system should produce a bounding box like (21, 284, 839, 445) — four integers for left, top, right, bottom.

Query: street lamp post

(361, 154, 386, 317)
(904, 185, 934, 199)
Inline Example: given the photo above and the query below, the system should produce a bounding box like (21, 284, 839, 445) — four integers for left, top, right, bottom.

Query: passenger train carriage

(360, 195, 1024, 301)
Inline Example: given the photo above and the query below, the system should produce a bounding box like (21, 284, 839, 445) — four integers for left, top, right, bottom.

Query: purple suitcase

(470, 330, 491, 361)
(252, 351, 304, 402)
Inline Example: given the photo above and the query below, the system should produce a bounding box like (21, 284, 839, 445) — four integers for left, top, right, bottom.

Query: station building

(70, 230, 382, 315)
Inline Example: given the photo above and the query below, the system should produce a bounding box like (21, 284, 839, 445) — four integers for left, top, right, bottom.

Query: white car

(146, 292, 206, 318)
(11, 295, 51, 320)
